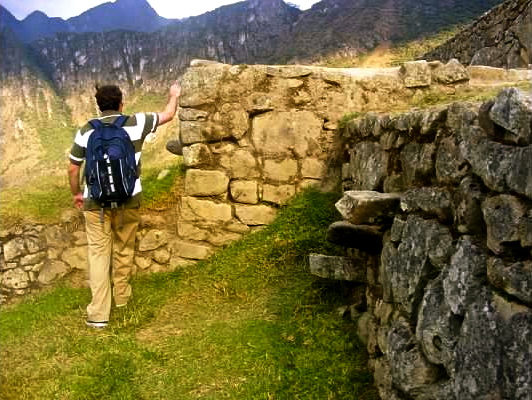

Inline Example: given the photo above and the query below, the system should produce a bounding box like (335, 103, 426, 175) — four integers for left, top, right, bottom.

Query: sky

(2, 0, 320, 20)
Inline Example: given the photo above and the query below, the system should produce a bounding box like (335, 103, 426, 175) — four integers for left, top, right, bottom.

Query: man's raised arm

(157, 81, 182, 126)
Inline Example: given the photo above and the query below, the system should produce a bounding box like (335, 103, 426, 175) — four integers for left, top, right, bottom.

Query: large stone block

(400, 143, 435, 186)
(229, 180, 259, 204)
(62, 246, 88, 270)
(416, 276, 460, 370)
(234, 204, 277, 226)
(180, 197, 233, 224)
(219, 149, 260, 179)
(488, 258, 532, 306)
(385, 215, 453, 316)
(400, 60, 431, 88)
(138, 230, 168, 252)
(38, 260, 70, 285)
(482, 194, 526, 254)
(2, 268, 30, 289)
(180, 63, 229, 107)
(460, 125, 532, 200)
(443, 236, 487, 316)
(251, 111, 322, 158)
(179, 121, 209, 145)
(453, 288, 504, 400)
(387, 320, 442, 396)
(301, 158, 326, 179)
(308, 254, 367, 282)
(182, 143, 213, 167)
(436, 136, 469, 185)
(3, 237, 25, 261)
(179, 108, 209, 121)
(262, 184, 296, 205)
(185, 169, 229, 196)
(335, 191, 402, 225)
(263, 159, 298, 182)
(348, 142, 389, 190)
(401, 187, 453, 222)
(489, 87, 532, 145)
(173, 240, 213, 260)
(212, 103, 248, 140)
(431, 58, 469, 84)
(177, 221, 208, 241)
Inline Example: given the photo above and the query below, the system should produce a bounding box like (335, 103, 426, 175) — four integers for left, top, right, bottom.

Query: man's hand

(169, 81, 181, 98)
(72, 192, 84, 210)
(158, 81, 181, 126)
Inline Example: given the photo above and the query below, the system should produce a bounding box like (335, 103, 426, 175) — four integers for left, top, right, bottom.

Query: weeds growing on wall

(0, 188, 379, 400)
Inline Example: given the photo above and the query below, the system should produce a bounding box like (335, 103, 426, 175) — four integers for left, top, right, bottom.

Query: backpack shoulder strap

(113, 115, 129, 128)
(88, 119, 104, 130)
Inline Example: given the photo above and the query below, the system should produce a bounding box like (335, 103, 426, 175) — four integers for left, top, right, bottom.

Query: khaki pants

(84, 208, 140, 322)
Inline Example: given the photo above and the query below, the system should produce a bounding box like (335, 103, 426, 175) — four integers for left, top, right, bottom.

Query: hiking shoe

(86, 320, 108, 329)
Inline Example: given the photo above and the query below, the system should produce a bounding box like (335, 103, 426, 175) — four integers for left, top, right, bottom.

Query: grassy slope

(0, 189, 379, 400)
(0, 88, 183, 227)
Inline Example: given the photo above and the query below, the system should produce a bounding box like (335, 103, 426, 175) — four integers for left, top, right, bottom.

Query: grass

(0, 189, 379, 400)
(0, 159, 185, 228)
(0, 176, 72, 226)
(140, 161, 186, 210)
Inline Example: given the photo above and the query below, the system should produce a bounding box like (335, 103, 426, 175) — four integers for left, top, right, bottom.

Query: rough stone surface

(482, 194, 527, 255)
(309, 254, 366, 282)
(443, 236, 487, 316)
(185, 169, 229, 196)
(180, 197, 233, 224)
(335, 191, 401, 225)
(38, 260, 70, 285)
(487, 258, 532, 306)
(401, 187, 453, 222)
(173, 240, 213, 260)
(234, 204, 277, 226)
(489, 88, 532, 145)
(262, 184, 296, 205)
(229, 180, 259, 204)
(263, 159, 298, 182)
(138, 230, 168, 252)
(182, 143, 212, 167)
(431, 58, 470, 84)
(252, 111, 322, 158)
(348, 142, 389, 190)
(400, 60, 432, 88)
(334, 87, 532, 397)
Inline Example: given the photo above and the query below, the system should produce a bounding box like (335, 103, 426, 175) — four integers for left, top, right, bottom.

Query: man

(68, 81, 181, 328)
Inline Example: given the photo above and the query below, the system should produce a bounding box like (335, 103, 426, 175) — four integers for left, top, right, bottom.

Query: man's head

(95, 84, 123, 112)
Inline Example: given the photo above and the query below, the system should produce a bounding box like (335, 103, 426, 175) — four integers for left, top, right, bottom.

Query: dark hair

(94, 84, 122, 111)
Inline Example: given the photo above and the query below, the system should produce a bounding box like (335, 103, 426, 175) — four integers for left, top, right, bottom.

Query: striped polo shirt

(69, 110, 159, 210)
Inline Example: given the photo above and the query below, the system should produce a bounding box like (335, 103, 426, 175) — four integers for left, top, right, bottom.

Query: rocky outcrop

(425, 0, 532, 68)
(314, 86, 532, 399)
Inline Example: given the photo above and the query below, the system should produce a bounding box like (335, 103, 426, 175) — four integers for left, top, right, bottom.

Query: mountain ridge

(0, 0, 173, 43)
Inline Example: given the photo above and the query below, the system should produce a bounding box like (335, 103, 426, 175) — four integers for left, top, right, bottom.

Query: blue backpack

(84, 115, 138, 208)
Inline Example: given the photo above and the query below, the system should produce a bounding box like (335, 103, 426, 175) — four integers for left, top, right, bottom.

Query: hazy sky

(2, 0, 320, 20)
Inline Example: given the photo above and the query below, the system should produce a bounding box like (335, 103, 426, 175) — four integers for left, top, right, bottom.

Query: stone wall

(0, 212, 187, 302)
(171, 59, 523, 258)
(425, 0, 532, 69)
(328, 87, 532, 399)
